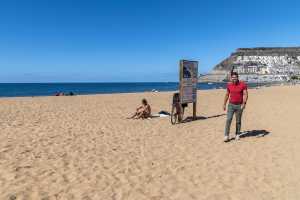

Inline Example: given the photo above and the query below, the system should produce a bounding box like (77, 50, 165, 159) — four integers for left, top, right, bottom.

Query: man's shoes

(224, 136, 230, 142)
(235, 134, 240, 141)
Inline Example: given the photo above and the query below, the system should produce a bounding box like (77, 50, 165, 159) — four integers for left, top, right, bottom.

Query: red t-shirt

(227, 81, 247, 104)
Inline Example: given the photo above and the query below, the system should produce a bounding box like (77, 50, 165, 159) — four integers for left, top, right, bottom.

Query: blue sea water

(0, 82, 228, 97)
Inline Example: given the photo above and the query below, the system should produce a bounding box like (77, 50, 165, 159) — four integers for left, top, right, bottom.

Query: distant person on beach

(55, 92, 65, 96)
(223, 72, 248, 142)
(128, 98, 151, 119)
(55, 92, 75, 96)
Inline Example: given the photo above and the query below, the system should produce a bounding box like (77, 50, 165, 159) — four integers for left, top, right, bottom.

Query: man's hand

(241, 103, 246, 110)
(223, 91, 229, 112)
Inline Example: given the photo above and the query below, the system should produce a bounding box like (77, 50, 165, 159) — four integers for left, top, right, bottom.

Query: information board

(179, 60, 198, 103)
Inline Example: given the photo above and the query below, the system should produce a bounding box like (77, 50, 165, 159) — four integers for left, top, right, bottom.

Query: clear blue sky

(1, 0, 300, 82)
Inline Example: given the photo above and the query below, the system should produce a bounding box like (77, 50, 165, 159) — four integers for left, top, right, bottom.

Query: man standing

(223, 72, 248, 142)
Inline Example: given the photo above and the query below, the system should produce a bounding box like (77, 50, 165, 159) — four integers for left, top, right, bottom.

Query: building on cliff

(199, 47, 300, 83)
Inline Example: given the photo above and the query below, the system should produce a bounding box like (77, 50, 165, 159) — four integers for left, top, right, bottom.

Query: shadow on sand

(224, 130, 270, 142)
(240, 130, 270, 138)
(181, 114, 226, 123)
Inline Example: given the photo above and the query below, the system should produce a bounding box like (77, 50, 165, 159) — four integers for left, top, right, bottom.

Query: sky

(1, 0, 300, 82)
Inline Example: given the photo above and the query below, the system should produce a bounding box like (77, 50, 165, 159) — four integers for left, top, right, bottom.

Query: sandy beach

(1, 85, 300, 200)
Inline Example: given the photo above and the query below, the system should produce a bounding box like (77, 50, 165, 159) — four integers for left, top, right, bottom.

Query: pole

(193, 102, 196, 120)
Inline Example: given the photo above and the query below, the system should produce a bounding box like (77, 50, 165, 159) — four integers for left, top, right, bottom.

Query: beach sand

(1, 85, 300, 199)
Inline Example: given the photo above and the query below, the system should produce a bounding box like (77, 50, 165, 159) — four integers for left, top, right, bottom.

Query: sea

(0, 82, 264, 98)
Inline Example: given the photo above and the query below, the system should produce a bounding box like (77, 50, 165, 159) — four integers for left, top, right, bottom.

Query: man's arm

(136, 106, 143, 111)
(223, 91, 229, 111)
(241, 89, 248, 109)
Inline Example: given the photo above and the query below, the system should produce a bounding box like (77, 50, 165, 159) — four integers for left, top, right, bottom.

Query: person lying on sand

(55, 92, 65, 96)
(128, 98, 151, 119)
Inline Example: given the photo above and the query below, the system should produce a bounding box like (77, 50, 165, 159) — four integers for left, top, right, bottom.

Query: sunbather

(128, 98, 151, 119)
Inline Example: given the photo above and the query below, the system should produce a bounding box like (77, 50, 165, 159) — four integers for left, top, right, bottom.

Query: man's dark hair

(142, 98, 148, 105)
(231, 72, 239, 77)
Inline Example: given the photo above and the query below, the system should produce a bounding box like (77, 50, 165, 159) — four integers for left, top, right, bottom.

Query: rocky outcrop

(199, 47, 300, 82)
(213, 47, 300, 73)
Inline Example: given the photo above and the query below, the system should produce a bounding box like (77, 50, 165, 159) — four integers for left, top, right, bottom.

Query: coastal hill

(200, 47, 300, 82)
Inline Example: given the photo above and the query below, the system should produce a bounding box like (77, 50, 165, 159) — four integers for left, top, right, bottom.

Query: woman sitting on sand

(128, 98, 151, 119)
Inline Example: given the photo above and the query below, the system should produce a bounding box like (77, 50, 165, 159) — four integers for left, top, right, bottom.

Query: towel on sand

(151, 110, 170, 118)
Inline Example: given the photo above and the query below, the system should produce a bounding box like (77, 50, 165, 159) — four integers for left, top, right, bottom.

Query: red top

(227, 81, 247, 104)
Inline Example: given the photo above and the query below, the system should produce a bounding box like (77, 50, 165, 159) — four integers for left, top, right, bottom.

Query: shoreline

(0, 81, 298, 99)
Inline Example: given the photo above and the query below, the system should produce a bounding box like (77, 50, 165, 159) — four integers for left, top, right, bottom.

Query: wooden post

(193, 102, 196, 120)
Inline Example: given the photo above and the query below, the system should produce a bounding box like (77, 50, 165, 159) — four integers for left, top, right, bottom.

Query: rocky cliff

(213, 47, 300, 73)
(200, 47, 300, 82)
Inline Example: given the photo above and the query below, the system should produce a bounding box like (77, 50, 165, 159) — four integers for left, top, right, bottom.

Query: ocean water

(0, 82, 228, 97)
